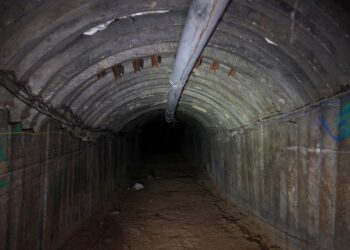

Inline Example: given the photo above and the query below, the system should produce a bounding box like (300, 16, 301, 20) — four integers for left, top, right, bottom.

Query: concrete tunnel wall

(0, 110, 129, 250)
(0, 0, 349, 249)
(190, 94, 350, 250)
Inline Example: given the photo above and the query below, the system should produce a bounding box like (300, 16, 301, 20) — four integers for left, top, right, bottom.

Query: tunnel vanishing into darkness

(0, 0, 350, 249)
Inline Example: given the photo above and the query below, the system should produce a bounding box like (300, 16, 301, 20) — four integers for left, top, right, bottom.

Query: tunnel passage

(0, 0, 350, 249)
(139, 117, 187, 156)
(122, 112, 206, 183)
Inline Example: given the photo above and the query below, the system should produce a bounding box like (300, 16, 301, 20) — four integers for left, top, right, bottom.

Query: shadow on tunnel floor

(127, 153, 202, 188)
(60, 155, 280, 250)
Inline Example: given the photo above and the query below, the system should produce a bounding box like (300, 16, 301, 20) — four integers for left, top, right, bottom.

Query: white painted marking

(286, 146, 337, 154)
(120, 10, 170, 19)
(83, 20, 114, 35)
(83, 10, 170, 36)
(265, 37, 278, 46)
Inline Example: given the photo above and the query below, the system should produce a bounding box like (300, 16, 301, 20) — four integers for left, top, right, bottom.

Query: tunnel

(0, 0, 349, 249)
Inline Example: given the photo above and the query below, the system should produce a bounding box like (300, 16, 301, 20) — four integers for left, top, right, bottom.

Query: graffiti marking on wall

(0, 145, 9, 189)
(319, 100, 350, 142)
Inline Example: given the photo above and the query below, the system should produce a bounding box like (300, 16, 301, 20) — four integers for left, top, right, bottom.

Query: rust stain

(194, 56, 203, 69)
(112, 64, 124, 80)
(96, 69, 107, 79)
(210, 60, 219, 71)
(133, 58, 144, 73)
(228, 68, 236, 77)
(151, 55, 161, 67)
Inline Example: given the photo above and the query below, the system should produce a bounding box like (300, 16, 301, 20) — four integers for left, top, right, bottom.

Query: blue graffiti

(319, 100, 350, 142)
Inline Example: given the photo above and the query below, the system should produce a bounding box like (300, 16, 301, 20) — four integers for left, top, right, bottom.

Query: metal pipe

(165, 0, 230, 122)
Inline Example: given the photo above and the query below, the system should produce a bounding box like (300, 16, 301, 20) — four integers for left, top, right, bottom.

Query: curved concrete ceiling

(0, 0, 349, 137)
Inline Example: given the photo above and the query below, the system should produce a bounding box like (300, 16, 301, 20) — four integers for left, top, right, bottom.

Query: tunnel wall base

(0, 110, 128, 250)
(197, 96, 350, 250)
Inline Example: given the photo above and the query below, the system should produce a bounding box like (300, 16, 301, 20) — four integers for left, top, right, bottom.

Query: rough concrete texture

(191, 94, 350, 249)
(0, 110, 128, 250)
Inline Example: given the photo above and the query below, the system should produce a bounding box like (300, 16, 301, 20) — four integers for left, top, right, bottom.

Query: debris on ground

(110, 210, 120, 215)
(61, 156, 281, 250)
(132, 183, 144, 191)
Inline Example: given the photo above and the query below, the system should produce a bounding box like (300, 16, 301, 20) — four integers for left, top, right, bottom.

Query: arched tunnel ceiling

(119, 109, 207, 134)
(0, 0, 349, 136)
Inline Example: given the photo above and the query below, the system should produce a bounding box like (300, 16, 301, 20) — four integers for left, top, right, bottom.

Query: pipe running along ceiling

(0, 0, 349, 138)
(165, 0, 230, 123)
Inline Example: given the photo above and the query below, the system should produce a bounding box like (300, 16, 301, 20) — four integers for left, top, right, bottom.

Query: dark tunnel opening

(123, 113, 205, 184)
(140, 118, 187, 156)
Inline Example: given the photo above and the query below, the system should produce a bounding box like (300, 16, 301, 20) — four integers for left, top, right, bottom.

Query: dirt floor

(61, 155, 281, 250)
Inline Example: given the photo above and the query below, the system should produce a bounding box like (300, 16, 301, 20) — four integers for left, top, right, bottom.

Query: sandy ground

(61, 155, 281, 250)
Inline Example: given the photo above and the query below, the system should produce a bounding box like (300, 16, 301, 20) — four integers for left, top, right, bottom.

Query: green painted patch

(11, 123, 22, 133)
(0, 147, 6, 162)
(0, 178, 9, 189)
